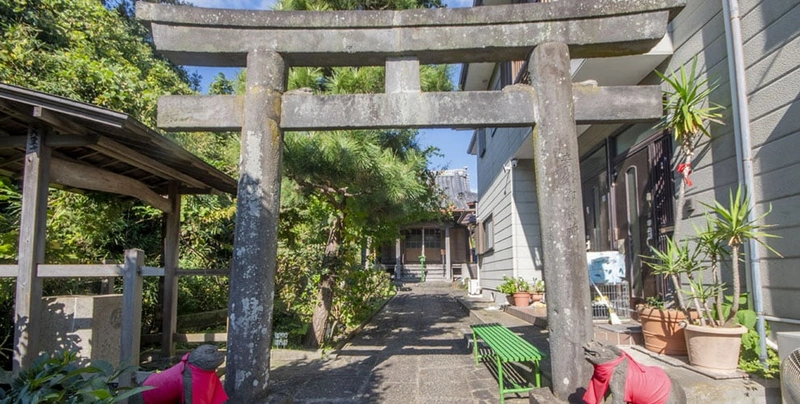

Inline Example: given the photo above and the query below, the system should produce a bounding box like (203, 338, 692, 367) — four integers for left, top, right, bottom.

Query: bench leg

(531, 360, 541, 387)
(497, 356, 504, 404)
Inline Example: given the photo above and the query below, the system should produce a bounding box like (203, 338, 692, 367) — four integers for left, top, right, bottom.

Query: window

(483, 216, 494, 252)
(405, 229, 422, 249)
(424, 229, 442, 249)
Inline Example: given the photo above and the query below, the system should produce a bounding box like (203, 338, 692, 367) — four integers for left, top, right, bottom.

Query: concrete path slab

(265, 283, 528, 403)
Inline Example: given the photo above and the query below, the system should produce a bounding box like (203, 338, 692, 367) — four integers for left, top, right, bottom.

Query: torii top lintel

(136, 0, 684, 68)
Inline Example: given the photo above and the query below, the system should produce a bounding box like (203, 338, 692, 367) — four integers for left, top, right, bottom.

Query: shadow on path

(265, 285, 514, 403)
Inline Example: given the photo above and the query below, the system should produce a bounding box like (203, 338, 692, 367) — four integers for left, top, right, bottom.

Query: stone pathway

(266, 283, 517, 403)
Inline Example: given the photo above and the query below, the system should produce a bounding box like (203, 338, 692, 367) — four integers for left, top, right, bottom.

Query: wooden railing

(0, 250, 232, 384)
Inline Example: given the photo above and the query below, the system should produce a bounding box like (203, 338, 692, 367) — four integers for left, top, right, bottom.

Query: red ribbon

(677, 163, 693, 187)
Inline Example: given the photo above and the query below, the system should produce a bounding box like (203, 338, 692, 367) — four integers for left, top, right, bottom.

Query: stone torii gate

(138, 0, 683, 400)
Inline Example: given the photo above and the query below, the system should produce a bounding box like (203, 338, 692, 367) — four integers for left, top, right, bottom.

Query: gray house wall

(470, 0, 800, 332)
(636, 0, 800, 334)
(476, 123, 543, 301)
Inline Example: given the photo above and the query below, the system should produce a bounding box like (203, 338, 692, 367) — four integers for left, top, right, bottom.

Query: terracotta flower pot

(684, 324, 747, 372)
(637, 307, 697, 356)
(530, 293, 544, 303)
(512, 292, 531, 307)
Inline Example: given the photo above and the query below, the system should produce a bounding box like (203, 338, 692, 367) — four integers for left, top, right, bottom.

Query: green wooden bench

(471, 323, 543, 403)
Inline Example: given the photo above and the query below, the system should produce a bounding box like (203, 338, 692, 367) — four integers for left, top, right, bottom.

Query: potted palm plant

(498, 276, 530, 307)
(639, 239, 700, 355)
(680, 187, 781, 372)
(637, 57, 724, 356)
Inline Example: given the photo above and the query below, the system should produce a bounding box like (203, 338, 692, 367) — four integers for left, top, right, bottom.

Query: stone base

(593, 323, 643, 346)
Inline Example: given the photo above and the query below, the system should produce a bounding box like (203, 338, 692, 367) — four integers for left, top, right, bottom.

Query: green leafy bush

(0, 351, 150, 403)
(497, 276, 529, 294)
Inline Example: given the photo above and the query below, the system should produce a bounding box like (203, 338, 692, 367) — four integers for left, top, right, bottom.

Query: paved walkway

(266, 283, 519, 403)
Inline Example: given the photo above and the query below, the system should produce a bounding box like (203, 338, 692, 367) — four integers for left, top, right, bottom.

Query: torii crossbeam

(138, 0, 683, 401)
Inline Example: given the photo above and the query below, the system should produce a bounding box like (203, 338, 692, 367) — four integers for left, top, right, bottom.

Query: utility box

(40, 294, 123, 366)
(778, 331, 800, 361)
(468, 279, 481, 296)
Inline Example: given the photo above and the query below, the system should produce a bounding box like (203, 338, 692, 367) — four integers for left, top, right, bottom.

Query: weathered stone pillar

(528, 42, 593, 401)
(226, 49, 286, 401)
(14, 126, 50, 372)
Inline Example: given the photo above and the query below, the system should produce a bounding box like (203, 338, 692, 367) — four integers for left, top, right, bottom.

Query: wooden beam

(90, 137, 206, 190)
(0, 137, 26, 149)
(157, 85, 662, 131)
(173, 333, 228, 343)
(31, 106, 101, 148)
(49, 158, 172, 213)
(161, 181, 181, 358)
(45, 134, 99, 148)
(0, 265, 17, 277)
(14, 126, 50, 372)
(37, 264, 122, 277)
(142, 266, 166, 277)
(120, 249, 144, 388)
(177, 268, 230, 277)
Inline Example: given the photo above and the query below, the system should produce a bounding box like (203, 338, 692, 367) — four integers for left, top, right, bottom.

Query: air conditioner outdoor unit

(468, 279, 481, 295)
(778, 331, 800, 404)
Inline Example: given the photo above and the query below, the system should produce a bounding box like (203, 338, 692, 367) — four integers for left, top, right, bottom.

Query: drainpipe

(722, 0, 768, 363)
(508, 161, 519, 279)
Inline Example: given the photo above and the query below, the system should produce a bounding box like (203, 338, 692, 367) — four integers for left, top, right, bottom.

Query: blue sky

(184, 0, 478, 190)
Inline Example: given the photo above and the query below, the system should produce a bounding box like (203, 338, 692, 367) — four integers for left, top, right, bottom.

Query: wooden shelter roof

(0, 84, 237, 201)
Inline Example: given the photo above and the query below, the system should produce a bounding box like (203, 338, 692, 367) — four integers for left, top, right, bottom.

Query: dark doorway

(611, 133, 673, 301)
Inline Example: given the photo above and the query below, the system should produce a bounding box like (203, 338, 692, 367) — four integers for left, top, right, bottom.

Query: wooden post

(120, 249, 144, 388)
(445, 227, 452, 280)
(226, 49, 286, 401)
(395, 239, 401, 279)
(161, 181, 181, 358)
(13, 126, 50, 372)
(528, 42, 593, 400)
(100, 259, 116, 294)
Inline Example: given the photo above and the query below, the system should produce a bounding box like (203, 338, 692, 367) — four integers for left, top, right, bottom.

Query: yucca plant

(701, 186, 782, 326)
(643, 236, 706, 323)
(655, 58, 724, 238)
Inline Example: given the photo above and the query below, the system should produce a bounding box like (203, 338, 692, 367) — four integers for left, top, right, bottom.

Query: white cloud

(189, 0, 278, 10)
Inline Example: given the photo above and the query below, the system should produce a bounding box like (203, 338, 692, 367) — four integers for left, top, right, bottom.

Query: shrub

(0, 351, 150, 403)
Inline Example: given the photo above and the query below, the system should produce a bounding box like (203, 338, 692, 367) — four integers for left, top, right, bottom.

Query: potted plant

(636, 57, 724, 356)
(529, 278, 545, 303)
(498, 276, 530, 307)
(639, 238, 700, 355)
(679, 186, 781, 372)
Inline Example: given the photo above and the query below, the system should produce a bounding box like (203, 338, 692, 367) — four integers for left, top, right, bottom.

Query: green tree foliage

(0, 0, 196, 127)
(0, 0, 236, 358)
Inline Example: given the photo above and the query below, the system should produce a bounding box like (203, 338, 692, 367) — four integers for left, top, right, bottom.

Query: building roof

(435, 168, 477, 211)
(0, 84, 237, 201)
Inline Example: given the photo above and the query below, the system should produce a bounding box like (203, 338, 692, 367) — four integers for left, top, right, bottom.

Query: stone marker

(39, 294, 123, 366)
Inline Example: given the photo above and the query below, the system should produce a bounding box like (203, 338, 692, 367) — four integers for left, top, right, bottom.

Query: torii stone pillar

(225, 50, 286, 400)
(529, 42, 593, 400)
